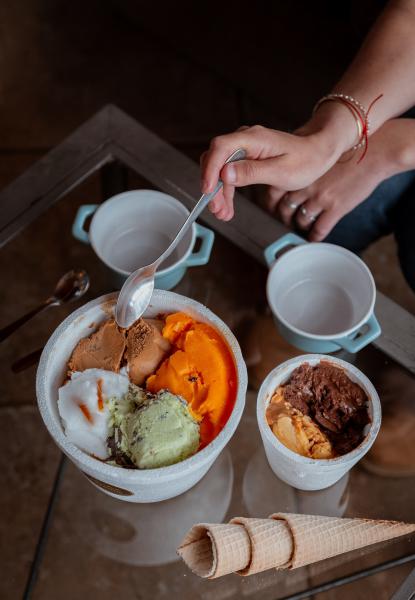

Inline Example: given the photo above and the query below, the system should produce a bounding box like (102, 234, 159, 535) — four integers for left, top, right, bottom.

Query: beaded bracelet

(313, 92, 383, 162)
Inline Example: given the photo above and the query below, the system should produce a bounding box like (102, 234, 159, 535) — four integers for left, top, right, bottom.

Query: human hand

(267, 119, 407, 241)
(200, 102, 358, 221)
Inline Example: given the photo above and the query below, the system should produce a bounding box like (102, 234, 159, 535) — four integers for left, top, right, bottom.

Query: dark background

(1, 4, 415, 600)
(0, 0, 413, 312)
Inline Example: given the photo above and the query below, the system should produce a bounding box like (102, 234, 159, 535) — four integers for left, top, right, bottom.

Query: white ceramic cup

(257, 354, 381, 491)
(72, 190, 214, 289)
(264, 234, 381, 353)
(36, 291, 247, 503)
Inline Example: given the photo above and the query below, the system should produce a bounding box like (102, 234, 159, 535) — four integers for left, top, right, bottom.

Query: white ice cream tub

(257, 354, 381, 491)
(36, 291, 247, 503)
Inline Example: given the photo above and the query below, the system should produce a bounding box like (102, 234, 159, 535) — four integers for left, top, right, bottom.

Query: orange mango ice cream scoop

(146, 313, 237, 447)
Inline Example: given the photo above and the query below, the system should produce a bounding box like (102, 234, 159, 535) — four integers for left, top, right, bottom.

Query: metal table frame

(1, 105, 414, 599)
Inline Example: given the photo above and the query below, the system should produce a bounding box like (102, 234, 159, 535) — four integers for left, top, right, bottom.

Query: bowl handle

(185, 224, 215, 267)
(264, 233, 306, 267)
(72, 204, 98, 244)
(333, 313, 381, 353)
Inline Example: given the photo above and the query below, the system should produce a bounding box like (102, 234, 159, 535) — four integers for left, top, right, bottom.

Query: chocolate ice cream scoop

(281, 361, 370, 455)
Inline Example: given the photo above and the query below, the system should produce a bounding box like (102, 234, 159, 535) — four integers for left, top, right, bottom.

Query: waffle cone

(271, 513, 415, 569)
(177, 523, 250, 578)
(230, 517, 293, 575)
(178, 513, 415, 578)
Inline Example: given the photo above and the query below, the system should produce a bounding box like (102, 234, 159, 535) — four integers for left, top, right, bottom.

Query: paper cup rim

(36, 291, 247, 482)
(257, 354, 381, 466)
(89, 190, 196, 277)
(266, 243, 377, 340)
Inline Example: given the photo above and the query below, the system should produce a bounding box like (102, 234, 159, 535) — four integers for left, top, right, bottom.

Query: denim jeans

(324, 169, 415, 292)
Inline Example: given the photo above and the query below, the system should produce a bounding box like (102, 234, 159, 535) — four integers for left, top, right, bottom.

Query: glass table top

(1, 152, 415, 600)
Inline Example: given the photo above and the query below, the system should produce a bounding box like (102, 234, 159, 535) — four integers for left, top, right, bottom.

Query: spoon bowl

(52, 268, 90, 304)
(0, 268, 90, 343)
(116, 269, 155, 328)
(115, 149, 246, 328)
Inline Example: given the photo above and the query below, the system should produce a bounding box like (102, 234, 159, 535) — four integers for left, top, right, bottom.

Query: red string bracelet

(313, 93, 383, 162)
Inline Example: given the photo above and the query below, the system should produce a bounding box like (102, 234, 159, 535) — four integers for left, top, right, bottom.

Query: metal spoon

(115, 148, 246, 328)
(0, 268, 90, 342)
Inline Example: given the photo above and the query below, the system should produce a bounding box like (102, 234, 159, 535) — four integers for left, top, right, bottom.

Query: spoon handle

(154, 148, 246, 268)
(0, 298, 55, 343)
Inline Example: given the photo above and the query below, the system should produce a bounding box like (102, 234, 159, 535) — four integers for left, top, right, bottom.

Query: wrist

(300, 101, 361, 163)
(389, 120, 415, 173)
(369, 119, 415, 178)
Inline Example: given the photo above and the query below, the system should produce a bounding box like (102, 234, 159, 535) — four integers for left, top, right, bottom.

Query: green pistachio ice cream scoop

(121, 390, 200, 469)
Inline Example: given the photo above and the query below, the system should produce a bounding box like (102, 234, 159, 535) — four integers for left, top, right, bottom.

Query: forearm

(377, 118, 415, 175)
(201, 2, 415, 203)
(330, 118, 415, 186)
(333, 1, 415, 131)
(302, 1, 415, 164)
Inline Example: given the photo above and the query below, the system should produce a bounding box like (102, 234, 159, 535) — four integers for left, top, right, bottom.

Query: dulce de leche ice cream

(147, 312, 237, 447)
(68, 318, 169, 385)
(266, 361, 370, 459)
(68, 319, 126, 373)
(267, 387, 334, 459)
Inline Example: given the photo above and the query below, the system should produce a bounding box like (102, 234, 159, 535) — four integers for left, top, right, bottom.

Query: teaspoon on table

(0, 268, 90, 343)
(115, 148, 246, 328)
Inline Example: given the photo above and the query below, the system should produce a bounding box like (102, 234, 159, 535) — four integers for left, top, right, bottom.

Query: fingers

(215, 183, 235, 221)
(201, 131, 250, 193)
(208, 188, 226, 215)
(207, 184, 235, 221)
(278, 191, 308, 226)
(221, 156, 287, 188)
(202, 125, 261, 220)
(295, 199, 324, 230)
(309, 209, 342, 242)
(201, 150, 233, 219)
(265, 186, 285, 213)
(201, 125, 284, 193)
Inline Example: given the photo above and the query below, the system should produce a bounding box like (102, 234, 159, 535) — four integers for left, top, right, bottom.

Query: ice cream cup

(264, 233, 381, 353)
(36, 291, 247, 503)
(257, 354, 381, 491)
(72, 190, 215, 289)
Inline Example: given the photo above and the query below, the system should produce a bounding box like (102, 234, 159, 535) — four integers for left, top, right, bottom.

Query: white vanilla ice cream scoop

(58, 368, 130, 459)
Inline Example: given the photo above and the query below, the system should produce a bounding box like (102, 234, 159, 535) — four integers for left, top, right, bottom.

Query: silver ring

(284, 195, 298, 210)
(300, 206, 317, 222)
